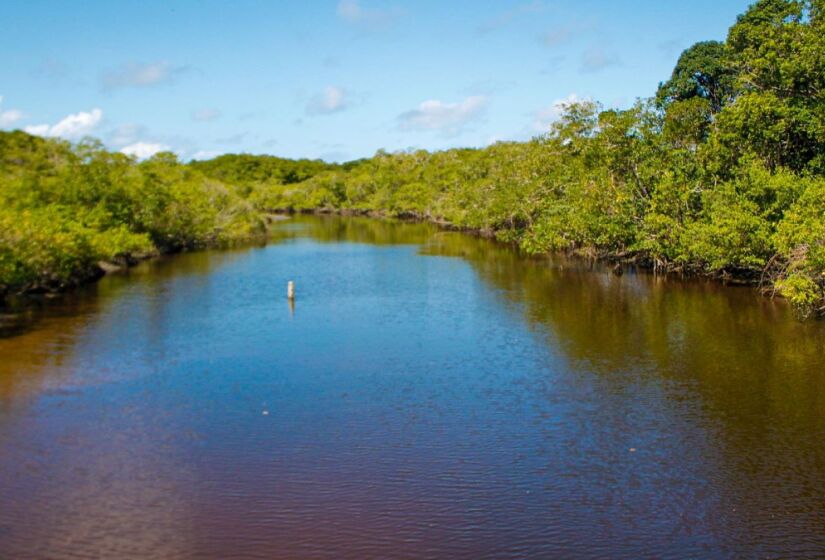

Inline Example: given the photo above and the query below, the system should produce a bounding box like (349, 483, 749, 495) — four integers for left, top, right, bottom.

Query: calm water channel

(1, 215, 824, 559)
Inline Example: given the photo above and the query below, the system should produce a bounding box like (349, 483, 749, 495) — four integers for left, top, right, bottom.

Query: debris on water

(629, 448, 636, 452)
(262, 410, 269, 416)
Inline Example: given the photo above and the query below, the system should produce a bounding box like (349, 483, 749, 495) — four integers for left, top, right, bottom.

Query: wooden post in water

(287, 281, 295, 301)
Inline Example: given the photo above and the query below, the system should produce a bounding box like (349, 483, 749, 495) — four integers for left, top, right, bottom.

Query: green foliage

(0, 133, 265, 298)
(773, 176, 825, 315)
(662, 98, 713, 149)
(712, 91, 822, 172)
(190, 153, 336, 185)
(657, 41, 735, 112)
(262, 0, 825, 318)
(2, 0, 824, 318)
(0, 206, 153, 293)
(719, 0, 825, 172)
(683, 181, 773, 271)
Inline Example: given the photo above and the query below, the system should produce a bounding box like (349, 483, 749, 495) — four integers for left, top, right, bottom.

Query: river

(1, 215, 824, 559)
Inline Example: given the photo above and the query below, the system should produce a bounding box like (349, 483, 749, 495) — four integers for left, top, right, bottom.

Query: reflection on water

(1, 215, 823, 559)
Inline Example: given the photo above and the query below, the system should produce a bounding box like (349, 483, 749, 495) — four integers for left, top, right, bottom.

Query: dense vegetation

(1, 0, 823, 317)
(264, 0, 825, 318)
(0, 134, 336, 297)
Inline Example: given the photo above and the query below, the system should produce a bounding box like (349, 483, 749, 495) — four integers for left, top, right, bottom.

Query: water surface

(1, 216, 824, 559)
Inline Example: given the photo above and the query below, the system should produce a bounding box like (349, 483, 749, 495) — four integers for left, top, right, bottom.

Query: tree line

(268, 0, 825, 318)
(1, 0, 823, 317)
(0, 135, 339, 297)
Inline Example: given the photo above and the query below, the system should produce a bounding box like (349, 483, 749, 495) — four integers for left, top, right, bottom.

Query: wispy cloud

(121, 142, 170, 159)
(306, 86, 351, 115)
(215, 132, 247, 145)
(580, 47, 621, 73)
(108, 123, 147, 147)
(25, 108, 103, 139)
(478, 1, 543, 34)
(0, 109, 24, 127)
(337, 0, 403, 30)
(337, 0, 361, 21)
(0, 96, 25, 127)
(539, 20, 594, 48)
(192, 108, 221, 122)
(191, 149, 221, 161)
(101, 61, 190, 90)
(541, 26, 574, 47)
(398, 96, 487, 136)
(109, 123, 189, 158)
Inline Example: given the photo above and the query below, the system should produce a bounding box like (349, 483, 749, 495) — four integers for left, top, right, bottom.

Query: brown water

(1, 215, 824, 559)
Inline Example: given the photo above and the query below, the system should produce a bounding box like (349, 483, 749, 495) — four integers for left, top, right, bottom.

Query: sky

(0, 0, 753, 162)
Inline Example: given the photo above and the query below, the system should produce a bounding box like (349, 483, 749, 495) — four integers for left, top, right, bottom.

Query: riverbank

(0, 131, 286, 306)
(0, 207, 804, 322)
(0, 236, 265, 306)
(280, 208, 772, 285)
(3, 213, 824, 559)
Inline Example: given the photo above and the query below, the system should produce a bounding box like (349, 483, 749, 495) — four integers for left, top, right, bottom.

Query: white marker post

(287, 281, 295, 301)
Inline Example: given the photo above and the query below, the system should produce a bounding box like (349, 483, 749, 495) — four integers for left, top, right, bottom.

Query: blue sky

(0, 0, 751, 162)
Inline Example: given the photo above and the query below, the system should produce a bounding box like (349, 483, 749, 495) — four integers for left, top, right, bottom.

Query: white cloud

(120, 141, 170, 159)
(50, 108, 103, 137)
(25, 108, 103, 139)
(192, 108, 221, 122)
(0, 96, 24, 127)
(191, 150, 221, 161)
(306, 86, 350, 115)
(101, 61, 189, 90)
(398, 96, 487, 135)
(532, 94, 584, 132)
(337, 0, 402, 29)
(23, 124, 50, 136)
(0, 109, 24, 127)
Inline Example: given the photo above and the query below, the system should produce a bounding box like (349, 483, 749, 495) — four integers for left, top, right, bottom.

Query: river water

(1, 215, 824, 559)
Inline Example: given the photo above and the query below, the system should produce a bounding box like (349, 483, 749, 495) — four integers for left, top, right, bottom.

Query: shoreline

(277, 207, 771, 286)
(0, 209, 785, 312)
